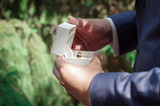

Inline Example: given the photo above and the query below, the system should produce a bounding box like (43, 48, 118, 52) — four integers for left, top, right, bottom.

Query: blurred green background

(0, 0, 136, 105)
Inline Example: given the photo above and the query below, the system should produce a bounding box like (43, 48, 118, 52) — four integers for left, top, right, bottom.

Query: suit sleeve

(89, 67, 160, 106)
(109, 11, 137, 55)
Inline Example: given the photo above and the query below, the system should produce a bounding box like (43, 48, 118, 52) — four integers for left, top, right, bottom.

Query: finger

(72, 35, 86, 51)
(68, 16, 85, 28)
(53, 67, 62, 81)
(90, 51, 101, 65)
(72, 43, 85, 51)
(68, 16, 79, 25)
(54, 56, 66, 71)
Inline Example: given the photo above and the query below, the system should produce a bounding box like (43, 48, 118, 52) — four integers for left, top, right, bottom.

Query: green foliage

(0, 70, 32, 106)
(126, 50, 136, 68)
(0, 20, 73, 106)
(100, 46, 136, 69)
(100, 45, 113, 55)
(0, 0, 135, 50)
(0, 20, 34, 105)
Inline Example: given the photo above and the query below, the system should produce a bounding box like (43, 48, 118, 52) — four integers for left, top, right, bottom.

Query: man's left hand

(53, 52, 104, 106)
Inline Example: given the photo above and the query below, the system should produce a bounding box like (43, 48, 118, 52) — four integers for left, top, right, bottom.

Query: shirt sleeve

(109, 11, 137, 55)
(106, 18, 119, 57)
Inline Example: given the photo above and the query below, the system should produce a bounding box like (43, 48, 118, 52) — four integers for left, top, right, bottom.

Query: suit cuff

(106, 18, 119, 57)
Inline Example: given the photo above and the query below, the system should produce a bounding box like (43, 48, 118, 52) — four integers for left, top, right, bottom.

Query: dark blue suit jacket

(90, 0, 160, 105)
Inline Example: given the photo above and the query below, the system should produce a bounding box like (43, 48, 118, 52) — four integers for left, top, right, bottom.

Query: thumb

(53, 67, 61, 81)
(90, 51, 101, 65)
(68, 16, 83, 27)
(54, 56, 67, 71)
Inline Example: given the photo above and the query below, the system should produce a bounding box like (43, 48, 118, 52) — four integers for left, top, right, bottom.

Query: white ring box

(50, 22, 95, 66)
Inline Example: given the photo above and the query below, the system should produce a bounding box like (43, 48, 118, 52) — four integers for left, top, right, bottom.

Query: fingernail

(68, 16, 74, 19)
(68, 16, 78, 26)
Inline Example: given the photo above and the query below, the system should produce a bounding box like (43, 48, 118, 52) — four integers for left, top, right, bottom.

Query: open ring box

(50, 22, 95, 66)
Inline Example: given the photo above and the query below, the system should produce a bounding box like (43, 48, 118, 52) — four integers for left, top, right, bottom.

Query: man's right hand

(68, 16, 113, 51)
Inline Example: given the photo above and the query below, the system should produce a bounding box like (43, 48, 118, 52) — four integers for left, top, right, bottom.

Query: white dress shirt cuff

(106, 18, 119, 57)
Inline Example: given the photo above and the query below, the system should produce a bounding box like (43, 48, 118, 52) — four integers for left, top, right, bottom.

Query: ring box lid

(50, 22, 76, 57)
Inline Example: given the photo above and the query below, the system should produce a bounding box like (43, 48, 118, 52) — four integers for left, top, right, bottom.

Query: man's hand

(53, 52, 104, 106)
(68, 16, 113, 51)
